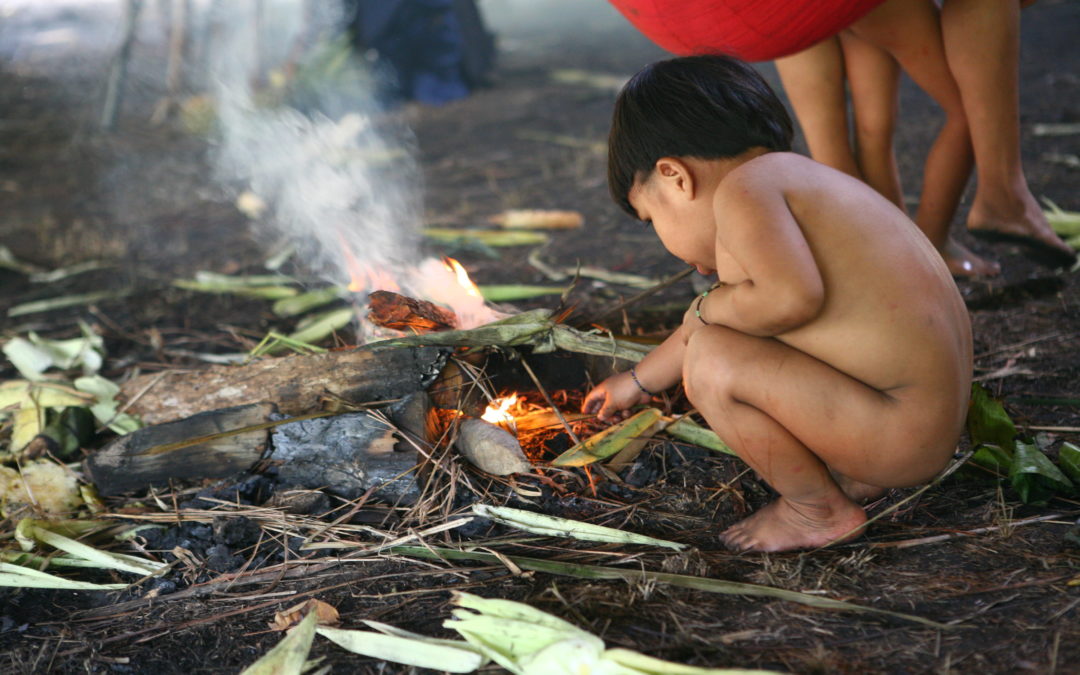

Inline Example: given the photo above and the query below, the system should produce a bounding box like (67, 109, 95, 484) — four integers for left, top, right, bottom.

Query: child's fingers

(582, 390, 605, 414)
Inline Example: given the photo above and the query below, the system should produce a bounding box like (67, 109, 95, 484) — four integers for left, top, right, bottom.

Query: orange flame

(481, 393, 519, 430)
(444, 257, 482, 298)
(338, 229, 399, 293)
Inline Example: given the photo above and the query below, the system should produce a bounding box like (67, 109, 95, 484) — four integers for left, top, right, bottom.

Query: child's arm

(583, 325, 687, 421)
(697, 171, 826, 337)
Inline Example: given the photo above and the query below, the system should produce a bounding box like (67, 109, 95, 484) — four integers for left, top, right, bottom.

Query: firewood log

(120, 345, 448, 425)
(84, 403, 275, 496)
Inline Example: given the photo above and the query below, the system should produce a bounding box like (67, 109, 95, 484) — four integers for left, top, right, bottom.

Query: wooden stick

(581, 266, 695, 326)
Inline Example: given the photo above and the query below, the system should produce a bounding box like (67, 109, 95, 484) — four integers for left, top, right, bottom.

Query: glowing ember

(481, 393, 520, 430)
(444, 257, 482, 298)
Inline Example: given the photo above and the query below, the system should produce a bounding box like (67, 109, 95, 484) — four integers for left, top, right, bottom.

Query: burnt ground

(1, 1, 1079, 673)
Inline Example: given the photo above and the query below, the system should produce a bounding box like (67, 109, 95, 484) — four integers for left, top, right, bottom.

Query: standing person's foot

(967, 193, 1077, 266)
(943, 237, 1001, 277)
(720, 495, 867, 552)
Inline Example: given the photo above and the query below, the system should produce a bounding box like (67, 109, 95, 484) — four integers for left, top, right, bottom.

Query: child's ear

(654, 157, 695, 199)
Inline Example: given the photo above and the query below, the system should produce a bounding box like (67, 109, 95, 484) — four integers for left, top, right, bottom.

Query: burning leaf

(552, 408, 664, 467)
(271, 599, 340, 631)
(489, 209, 583, 230)
(242, 609, 318, 675)
(472, 504, 686, 550)
(316, 626, 484, 673)
(423, 227, 549, 247)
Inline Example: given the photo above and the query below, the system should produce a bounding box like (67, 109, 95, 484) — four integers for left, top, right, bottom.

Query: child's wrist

(629, 366, 658, 396)
(694, 282, 724, 325)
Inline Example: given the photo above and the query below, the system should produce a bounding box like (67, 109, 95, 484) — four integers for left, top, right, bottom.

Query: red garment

(609, 0, 886, 61)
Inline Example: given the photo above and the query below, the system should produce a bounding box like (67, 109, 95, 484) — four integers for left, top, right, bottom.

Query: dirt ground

(1, 1, 1079, 673)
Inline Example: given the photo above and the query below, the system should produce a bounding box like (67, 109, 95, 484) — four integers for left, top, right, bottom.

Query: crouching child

(583, 55, 973, 552)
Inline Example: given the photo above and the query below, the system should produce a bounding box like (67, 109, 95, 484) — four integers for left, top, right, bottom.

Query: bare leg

(681, 327, 951, 552)
(851, 0, 1000, 277)
(940, 0, 1073, 264)
(775, 39, 860, 178)
(838, 30, 904, 209)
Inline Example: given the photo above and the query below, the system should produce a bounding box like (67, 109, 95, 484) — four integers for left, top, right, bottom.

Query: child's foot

(720, 496, 867, 552)
(967, 195, 1076, 266)
(943, 237, 1000, 278)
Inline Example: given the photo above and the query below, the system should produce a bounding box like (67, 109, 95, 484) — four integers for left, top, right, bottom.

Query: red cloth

(609, 0, 886, 61)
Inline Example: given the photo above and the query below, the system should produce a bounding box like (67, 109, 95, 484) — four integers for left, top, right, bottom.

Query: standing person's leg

(850, 0, 1000, 277)
(838, 30, 904, 208)
(774, 38, 860, 178)
(939, 0, 1075, 263)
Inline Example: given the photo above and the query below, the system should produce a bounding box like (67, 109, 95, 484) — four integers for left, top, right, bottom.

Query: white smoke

(207, 0, 499, 330)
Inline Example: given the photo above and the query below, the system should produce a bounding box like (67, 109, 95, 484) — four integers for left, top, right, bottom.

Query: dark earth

(1, 1, 1079, 673)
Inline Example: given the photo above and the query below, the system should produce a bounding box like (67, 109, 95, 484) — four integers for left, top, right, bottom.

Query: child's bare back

(586, 55, 973, 552)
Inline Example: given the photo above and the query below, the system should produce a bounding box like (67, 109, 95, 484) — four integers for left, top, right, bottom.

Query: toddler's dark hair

(608, 55, 794, 216)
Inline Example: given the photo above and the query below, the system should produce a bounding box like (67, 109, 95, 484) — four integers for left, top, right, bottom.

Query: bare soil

(1, 2, 1078, 673)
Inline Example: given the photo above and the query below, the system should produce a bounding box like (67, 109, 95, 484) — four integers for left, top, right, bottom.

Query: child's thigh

(683, 326, 942, 486)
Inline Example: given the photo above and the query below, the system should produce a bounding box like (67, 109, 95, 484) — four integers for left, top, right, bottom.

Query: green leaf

(665, 417, 737, 456)
(552, 408, 664, 467)
(272, 287, 345, 317)
(477, 284, 565, 302)
(74, 375, 143, 435)
(472, 504, 686, 550)
(1058, 443, 1080, 484)
(0, 562, 126, 590)
(967, 384, 1017, 449)
(316, 626, 484, 673)
(1009, 441, 1075, 504)
(969, 444, 1014, 474)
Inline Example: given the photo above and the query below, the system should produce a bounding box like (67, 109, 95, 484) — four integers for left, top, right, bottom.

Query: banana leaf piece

(0, 563, 126, 590)
(552, 408, 663, 466)
(472, 504, 686, 550)
(1059, 442, 1080, 484)
(316, 626, 484, 673)
(1009, 441, 1075, 504)
(665, 417, 737, 457)
(477, 285, 565, 302)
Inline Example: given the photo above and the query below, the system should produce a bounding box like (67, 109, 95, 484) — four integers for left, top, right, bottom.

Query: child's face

(628, 170, 717, 276)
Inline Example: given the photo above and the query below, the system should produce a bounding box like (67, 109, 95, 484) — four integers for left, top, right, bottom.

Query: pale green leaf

(472, 504, 686, 550)
(0, 562, 126, 590)
(316, 626, 483, 673)
(553, 408, 664, 466)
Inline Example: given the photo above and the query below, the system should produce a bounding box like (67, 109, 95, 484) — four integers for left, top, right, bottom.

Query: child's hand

(582, 371, 651, 422)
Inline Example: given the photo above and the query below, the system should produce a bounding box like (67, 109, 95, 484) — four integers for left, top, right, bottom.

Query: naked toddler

(583, 55, 973, 552)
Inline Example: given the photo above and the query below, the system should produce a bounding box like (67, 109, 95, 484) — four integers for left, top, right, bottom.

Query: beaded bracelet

(694, 288, 711, 325)
(630, 366, 657, 396)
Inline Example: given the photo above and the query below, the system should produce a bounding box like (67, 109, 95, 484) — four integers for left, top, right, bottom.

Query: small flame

(338, 229, 399, 293)
(444, 257, 482, 298)
(481, 393, 519, 430)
